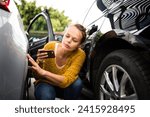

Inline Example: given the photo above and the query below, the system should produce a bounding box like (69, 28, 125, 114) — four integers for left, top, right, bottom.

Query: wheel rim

(99, 65, 138, 100)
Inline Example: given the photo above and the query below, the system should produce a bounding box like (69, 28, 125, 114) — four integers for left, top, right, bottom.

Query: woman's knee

(34, 82, 56, 100)
(68, 78, 83, 93)
(71, 77, 83, 89)
(64, 78, 83, 99)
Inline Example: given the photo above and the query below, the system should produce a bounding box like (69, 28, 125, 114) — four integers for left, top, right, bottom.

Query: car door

(25, 9, 55, 99)
(27, 9, 55, 60)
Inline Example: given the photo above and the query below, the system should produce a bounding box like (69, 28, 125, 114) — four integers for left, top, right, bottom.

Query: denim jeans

(34, 78, 83, 100)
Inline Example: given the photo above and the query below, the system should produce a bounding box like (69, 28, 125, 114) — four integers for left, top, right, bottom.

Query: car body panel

(97, 0, 150, 31)
(0, 0, 28, 99)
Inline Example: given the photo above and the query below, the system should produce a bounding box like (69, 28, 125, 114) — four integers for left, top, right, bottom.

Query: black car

(27, 0, 150, 100)
(80, 0, 150, 100)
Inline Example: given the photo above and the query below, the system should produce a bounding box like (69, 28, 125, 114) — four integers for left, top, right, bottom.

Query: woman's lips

(64, 43, 70, 49)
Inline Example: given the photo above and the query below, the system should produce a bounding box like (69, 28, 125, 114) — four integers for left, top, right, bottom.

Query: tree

(47, 7, 71, 32)
(16, 0, 71, 31)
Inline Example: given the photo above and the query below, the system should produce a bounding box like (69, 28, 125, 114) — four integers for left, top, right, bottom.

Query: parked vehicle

(0, 0, 28, 99)
(81, 0, 150, 100)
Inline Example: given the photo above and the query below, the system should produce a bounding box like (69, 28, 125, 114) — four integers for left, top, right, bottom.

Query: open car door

(27, 9, 55, 60)
(25, 9, 55, 99)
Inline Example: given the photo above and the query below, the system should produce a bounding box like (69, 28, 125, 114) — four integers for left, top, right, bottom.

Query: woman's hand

(37, 49, 49, 59)
(27, 54, 45, 77)
(36, 49, 50, 64)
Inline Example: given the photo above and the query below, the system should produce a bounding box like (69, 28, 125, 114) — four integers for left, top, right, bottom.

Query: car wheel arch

(90, 37, 135, 85)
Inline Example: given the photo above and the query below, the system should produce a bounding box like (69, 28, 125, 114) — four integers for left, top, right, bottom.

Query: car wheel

(95, 49, 150, 100)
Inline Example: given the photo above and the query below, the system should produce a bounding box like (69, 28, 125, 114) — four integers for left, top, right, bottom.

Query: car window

(53, 31, 64, 42)
(28, 15, 48, 39)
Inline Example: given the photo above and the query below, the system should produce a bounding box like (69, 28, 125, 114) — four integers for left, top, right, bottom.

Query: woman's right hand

(27, 54, 45, 77)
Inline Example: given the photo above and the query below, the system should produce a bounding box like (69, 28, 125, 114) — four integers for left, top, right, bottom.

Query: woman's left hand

(27, 54, 45, 77)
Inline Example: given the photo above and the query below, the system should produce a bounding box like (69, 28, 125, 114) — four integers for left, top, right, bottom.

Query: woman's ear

(79, 43, 84, 49)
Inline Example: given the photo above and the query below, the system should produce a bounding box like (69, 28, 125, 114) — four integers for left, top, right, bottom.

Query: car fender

(87, 29, 149, 85)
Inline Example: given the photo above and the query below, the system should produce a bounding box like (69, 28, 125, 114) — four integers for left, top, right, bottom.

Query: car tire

(94, 49, 150, 100)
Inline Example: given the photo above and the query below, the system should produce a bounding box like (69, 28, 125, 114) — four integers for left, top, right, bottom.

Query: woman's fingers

(37, 49, 45, 53)
(27, 54, 38, 66)
(37, 49, 49, 59)
(37, 52, 48, 59)
(27, 54, 44, 76)
(27, 54, 32, 59)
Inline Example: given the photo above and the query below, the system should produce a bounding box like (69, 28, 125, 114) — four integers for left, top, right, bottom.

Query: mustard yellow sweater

(36, 41, 86, 88)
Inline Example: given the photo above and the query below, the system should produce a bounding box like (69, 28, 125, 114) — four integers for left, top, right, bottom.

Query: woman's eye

(73, 39, 78, 42)
(65, 35, 69, 38)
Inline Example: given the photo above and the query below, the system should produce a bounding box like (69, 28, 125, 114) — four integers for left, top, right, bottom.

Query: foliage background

(16, 0, 71, 32)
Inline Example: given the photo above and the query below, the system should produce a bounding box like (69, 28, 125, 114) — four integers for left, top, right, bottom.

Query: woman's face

(61, 25, 82, 52)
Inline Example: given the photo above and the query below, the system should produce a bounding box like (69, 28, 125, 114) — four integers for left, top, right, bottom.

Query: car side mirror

(87, 25, 98, 36)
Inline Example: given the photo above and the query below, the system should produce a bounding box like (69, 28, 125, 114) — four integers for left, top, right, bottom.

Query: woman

(27, 23, 86, 100)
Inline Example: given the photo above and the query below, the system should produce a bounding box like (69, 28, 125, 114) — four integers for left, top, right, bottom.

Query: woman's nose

(67, 37, 72, 43)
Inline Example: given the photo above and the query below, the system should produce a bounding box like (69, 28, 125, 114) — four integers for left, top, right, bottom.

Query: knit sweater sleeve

(60, 49, 86, 88)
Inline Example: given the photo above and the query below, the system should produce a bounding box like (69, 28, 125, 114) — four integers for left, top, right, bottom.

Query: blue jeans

(34, 78, 83, 100)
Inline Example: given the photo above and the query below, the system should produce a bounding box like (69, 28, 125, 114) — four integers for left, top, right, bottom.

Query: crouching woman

(27, 24, 86, 100)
